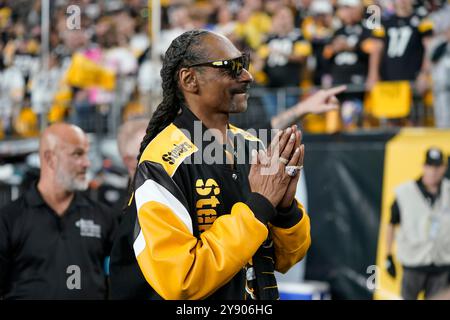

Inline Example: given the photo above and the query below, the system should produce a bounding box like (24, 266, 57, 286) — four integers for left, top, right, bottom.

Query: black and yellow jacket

(110, 106, 311, 300)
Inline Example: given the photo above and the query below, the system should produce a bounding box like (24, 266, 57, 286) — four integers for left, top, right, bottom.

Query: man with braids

(110, 29, 311, 300)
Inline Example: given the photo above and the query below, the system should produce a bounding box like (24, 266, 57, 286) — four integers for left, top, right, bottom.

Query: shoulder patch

(418, 18, 433, 34)
(139, 123, 198, 177)
(372, 26, 385, 38)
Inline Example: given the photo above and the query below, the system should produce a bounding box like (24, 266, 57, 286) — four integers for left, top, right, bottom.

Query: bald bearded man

(0, 123, 117, 300)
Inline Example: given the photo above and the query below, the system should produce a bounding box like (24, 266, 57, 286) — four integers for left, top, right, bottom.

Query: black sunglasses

(187, 53, 250, 78)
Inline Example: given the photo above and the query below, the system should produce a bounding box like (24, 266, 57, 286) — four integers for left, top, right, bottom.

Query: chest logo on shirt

(195, 178, 221, 233)
(267, 39, 293, 67)
(75, 219, 101, 238)
(387, 26, 412, 58)
(162, 142, 194, 165)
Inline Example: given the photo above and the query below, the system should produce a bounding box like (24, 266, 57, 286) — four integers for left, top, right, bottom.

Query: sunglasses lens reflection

(231, 55, 249, 77)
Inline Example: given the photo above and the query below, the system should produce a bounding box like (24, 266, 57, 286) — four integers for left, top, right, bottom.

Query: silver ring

(279, 157, 289, 165)
(285, 166, 298, 177)
(285, 165, 303, 177)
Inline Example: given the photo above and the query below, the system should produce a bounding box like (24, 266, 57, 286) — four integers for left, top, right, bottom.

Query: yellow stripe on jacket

(269, 201, 311, 273)
(134, 177, 269, 300)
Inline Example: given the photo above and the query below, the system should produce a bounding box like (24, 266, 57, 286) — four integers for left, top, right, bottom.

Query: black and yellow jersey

(372, 11, 433, 81)
(324, 22, 375, 86)
(258, 30, 312, 88)
(110, 106, 311, 300)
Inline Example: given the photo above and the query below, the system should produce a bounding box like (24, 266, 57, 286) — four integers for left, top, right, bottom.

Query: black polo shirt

(0, 183, 117, 299)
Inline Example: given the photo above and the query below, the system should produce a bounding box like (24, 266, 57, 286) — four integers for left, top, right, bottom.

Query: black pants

(401, 268, 449, 300)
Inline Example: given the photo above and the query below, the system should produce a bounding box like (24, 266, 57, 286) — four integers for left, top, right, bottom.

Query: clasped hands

(249, 124, 304, 210)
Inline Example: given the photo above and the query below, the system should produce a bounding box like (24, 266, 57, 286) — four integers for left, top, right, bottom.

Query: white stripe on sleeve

(134, 179, 193, 235)
(133, 229, 146, 257)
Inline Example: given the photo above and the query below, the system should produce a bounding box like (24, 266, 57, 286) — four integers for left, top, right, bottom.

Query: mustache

(230, 84, 250, 95)
(76, 171, 88, 178)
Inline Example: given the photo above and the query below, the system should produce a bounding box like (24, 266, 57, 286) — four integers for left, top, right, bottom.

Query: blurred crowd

(1, 0, 450, 300)
(0, 0, 450, 140)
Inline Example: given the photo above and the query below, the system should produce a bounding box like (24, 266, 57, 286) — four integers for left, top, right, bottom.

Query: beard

(56, 165, 89, 191)
(229, 92, 249, 113)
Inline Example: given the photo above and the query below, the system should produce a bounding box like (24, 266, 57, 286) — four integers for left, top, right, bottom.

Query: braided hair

(137, 29, 210, 160)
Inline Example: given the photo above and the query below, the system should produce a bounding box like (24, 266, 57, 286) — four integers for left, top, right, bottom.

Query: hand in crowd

(365, 74, 379, 91)
(248, 125, 303, 208)
(297, 85, 346, 116)
(415, 71, 430, 96)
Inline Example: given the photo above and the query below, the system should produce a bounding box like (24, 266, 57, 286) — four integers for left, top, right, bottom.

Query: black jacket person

(110, 30, 311, 300)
